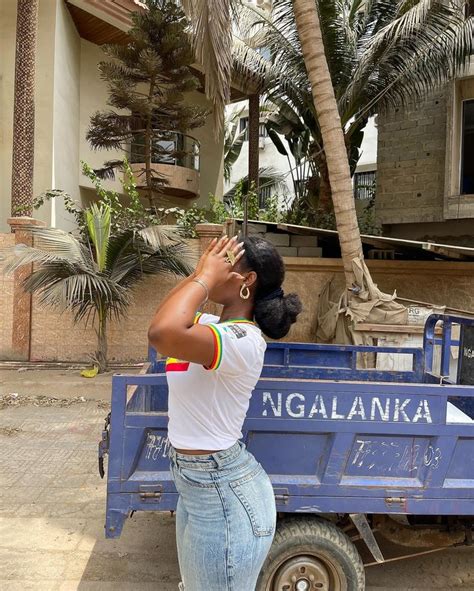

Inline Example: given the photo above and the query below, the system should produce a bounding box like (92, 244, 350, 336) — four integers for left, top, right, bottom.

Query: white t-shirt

(166, 313, 267, 450)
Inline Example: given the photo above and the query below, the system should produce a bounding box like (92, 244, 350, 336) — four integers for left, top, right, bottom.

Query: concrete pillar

(8, 216, 45, 360)
(195, 223, 225, 255)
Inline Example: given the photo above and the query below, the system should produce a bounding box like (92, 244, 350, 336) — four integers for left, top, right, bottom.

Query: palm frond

(341, 0, 474, 121)
(86, 204, 111, 272)
(182, 0, 234, 134)
(0, 228, 91, 275)
(224, 166, 288, 199)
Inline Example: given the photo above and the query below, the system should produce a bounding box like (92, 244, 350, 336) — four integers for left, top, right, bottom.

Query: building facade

(225, 103, 378, 210)
(0, 0, 229, 233)
(376, 62, 474, 244)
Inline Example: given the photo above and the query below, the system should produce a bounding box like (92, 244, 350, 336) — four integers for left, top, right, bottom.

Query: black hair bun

(254, 291, 302, 340)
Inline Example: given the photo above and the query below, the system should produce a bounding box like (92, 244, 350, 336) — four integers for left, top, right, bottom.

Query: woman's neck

(219, 302, 254, 323)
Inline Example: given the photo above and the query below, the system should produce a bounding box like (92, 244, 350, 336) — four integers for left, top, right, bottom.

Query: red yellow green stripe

(194, 312, 203, 324)
(221, 318, 255, 325)
(166, 358, 190, 372)
(206, 325, 223, 370)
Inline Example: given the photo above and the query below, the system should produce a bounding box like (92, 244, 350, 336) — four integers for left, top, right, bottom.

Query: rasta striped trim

(194, 312, 203, 324)
(221, 318, 255, 325)
(205, 324, 223, 370)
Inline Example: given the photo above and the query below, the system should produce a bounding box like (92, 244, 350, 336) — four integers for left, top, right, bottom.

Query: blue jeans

(169, 441, 276, 591)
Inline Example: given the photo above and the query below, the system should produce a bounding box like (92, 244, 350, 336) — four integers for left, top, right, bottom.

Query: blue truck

(99, 314, 474, 591)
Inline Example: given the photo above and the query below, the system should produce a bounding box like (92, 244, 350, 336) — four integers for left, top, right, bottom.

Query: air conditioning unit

(259, 137, 265, 150)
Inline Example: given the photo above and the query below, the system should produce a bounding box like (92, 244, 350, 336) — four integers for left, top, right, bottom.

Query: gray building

(376, 63, 474, 245)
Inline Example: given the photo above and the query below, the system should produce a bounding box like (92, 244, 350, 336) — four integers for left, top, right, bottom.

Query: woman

(148, 234, 302, 591)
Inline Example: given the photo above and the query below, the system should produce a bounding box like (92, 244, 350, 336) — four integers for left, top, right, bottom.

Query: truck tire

(256, 517, 365, 591)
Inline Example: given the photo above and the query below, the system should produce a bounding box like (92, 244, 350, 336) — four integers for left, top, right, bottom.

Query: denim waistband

(169, 441, 244, 470)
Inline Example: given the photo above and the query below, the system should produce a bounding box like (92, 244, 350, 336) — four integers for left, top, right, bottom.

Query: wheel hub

(273, 555, 333, 591)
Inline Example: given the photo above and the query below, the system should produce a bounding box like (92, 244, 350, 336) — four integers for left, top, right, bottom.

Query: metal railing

(130, 131, 200, 171)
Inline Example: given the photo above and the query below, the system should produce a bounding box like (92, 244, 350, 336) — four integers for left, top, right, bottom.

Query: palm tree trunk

(293, 0, 362, 288)
(11, 0, 39, 218)
(96, 309, 108, 373)
(248, 94, 260, 192)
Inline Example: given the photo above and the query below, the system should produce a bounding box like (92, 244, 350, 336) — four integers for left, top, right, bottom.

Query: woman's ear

(245, 270, 258, 288)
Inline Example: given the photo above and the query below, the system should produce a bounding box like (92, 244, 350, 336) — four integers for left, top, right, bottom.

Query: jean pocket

(229, 465, 276, 537)
(175, 466, 215, 489)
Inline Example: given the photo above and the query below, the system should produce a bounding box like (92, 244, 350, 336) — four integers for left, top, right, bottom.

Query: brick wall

(30, 273, 179, 363)
(376, 90, 448, 225)
(0, 233, 15, 359)
(3, 227, 474, 363)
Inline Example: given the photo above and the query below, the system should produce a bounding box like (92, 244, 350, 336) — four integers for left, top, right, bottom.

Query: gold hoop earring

(240, 284, 250, 300)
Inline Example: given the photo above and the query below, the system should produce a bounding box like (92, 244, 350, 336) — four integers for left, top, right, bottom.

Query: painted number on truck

(350, 439, 442, 473)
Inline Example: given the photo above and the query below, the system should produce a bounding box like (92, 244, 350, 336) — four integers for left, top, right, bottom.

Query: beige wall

(283, 258, 474, 344)
(192, 92, 224, 204)
(0, 253, 468, 363)
(0, 0, 17, 232)
(78, 39, 125, 198)
(51, 0, 81, 231)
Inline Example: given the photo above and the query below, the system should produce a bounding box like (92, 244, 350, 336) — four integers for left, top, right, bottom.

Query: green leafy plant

(34, 160, 173, 238)
(8, 164, 193, 371)
(1, 203, 192, 372)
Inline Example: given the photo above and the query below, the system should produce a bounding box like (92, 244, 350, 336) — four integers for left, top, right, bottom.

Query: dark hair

(241, 236, 302, 339)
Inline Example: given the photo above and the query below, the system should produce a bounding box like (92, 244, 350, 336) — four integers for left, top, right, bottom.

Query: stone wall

(0, 233, 15, 358)
(283, 258, 474, 343)
(30, 273, 179, 363)
(376, 90, 448, 225)
(24, 257, 474, 362)
(3, 219, 474, 364)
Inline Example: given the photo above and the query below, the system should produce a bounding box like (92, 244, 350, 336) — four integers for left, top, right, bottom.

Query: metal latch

(273, 488, 290, 505)
(139, 484, 163, 501)
(98, 412, 111, 479)
(385, 496, 406, 507)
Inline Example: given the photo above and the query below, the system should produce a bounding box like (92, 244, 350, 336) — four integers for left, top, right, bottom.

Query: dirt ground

(0, 368, 473, 590)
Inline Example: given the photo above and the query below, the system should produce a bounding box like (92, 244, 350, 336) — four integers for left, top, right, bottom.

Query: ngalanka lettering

(262, 392, 433, 423)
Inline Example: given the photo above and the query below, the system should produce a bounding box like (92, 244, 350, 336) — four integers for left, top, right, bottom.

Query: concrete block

(247, 222, 266, 234)
(290, 235, 318, 247)
(276, 246, 297, 257)
(298, 247, 323, 258)
(265, 232, 290, 246)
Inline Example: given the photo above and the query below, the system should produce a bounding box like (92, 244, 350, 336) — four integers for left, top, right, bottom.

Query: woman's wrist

(195, 272, 218, 290)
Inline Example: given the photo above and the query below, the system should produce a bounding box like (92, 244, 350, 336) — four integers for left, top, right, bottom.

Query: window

(259, 184, 272, 208)
(461, 100, 474, 195)
(353, 170, 376, 200)
(239, 117, 249, 140)
(239, 117, 268, 141)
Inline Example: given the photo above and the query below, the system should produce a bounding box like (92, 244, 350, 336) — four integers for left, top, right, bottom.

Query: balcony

(129, 131, 200, 199)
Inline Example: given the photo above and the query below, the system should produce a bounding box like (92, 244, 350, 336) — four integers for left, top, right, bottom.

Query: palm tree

(246, 0, 474, 217)
(1, 205, 192, 372)
(183, 0, 473, 288)
(11, 0, 39, 217)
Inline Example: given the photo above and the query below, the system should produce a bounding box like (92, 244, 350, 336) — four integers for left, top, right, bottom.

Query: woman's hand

(194, 237, 218, 277)
(198, 236, 245, 288)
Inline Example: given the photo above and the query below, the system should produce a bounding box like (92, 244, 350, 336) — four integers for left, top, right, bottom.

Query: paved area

(0, 370, 473, 590)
